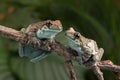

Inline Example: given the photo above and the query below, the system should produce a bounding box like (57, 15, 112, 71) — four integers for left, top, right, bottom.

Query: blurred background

(0, 0, 120, 80)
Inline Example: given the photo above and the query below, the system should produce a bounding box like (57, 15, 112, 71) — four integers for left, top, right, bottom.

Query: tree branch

(0, 25, 120, 80)
(98, 60, 120, 80)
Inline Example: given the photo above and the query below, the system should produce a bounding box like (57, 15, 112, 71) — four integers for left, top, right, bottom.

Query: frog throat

(36, 28, 62, 39)
(65, 33, 74, 40)
(66, 35, 83, 52)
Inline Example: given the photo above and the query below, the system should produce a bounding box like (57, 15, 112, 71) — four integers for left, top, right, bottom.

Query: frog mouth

(65, 33, 75, 40)
(50, 25, 63, 30)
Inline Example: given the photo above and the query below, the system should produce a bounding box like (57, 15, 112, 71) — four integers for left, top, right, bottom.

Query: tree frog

(19, 20, 62, 62)
(65, 27, 104, 64)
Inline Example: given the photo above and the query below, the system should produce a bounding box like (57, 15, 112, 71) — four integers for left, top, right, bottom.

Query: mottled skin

(65, 27, 104, 64)
(19, 20, 62, 62)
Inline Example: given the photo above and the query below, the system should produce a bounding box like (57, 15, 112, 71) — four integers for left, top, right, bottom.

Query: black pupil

(74, 33, 80, 39)
(46, 22, 52, 28)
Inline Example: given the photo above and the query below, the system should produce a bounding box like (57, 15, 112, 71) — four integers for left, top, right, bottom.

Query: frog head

(36, 20, 62, 39)
(65, 27, 84, 54)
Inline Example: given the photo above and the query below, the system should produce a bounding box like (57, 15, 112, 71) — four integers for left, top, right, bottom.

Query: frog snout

(54, 20, 61, 26)
(54, 20, 62, 29)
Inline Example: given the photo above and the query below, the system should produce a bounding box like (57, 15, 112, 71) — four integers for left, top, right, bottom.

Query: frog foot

(27, 37, 41, 47)
(93, 48, 104, 61)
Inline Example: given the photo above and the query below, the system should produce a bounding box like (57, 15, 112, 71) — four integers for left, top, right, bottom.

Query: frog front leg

(93, 48, 104, 61)
(26, 25, 42, 46)
(18, 27, 41, 58)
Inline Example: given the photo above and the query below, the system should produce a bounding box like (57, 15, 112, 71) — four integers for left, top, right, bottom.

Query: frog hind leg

(18, 43, 26, 57)
(19, 43, 51, 62)
(30, 51, 50, 63)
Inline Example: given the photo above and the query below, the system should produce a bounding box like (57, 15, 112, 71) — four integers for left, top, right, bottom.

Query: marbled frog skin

(19, 20, 62, 62)
(65, 27, 104, 64)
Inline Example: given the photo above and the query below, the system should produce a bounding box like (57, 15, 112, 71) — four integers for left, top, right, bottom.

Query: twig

(1, 25, 120, 80)
(92, 64, 104, 80)
(97, 60, 120, 73)
(98, 60, 120, 80)
(84, 60, 120, 80)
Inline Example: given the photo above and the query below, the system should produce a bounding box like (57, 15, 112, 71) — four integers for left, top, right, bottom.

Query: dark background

(0, 0, 120, 80)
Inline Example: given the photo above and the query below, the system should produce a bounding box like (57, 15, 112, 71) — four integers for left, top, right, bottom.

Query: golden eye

(46, 21, 53, 28)
(74, 32, 80, 39)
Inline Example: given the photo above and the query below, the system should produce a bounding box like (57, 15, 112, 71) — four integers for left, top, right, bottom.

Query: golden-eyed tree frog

(19, 20, 62, 62)
(65, 27, 104, 64)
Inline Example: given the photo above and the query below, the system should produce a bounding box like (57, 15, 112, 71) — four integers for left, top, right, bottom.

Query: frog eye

(74, 32, 80, 39)
(45, 21, 53, 28)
